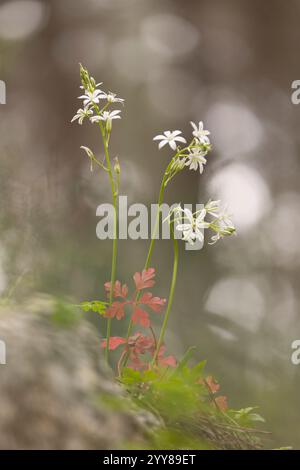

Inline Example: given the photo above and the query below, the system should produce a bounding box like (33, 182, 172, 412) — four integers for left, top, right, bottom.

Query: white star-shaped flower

(205, 199, 221, 216)
(78, 89, 102, 107)
(185, 148, 207, 174)
(190, 121, 210, 144)
(90, 109, 122, 124)
(98, 91, 124, 104)
(71, 107, 93, 125)
(209, 225, 236, 245)
(153, 130, 186, 151)
(176, 208, 209, 245)
(211, 204, 233, 227)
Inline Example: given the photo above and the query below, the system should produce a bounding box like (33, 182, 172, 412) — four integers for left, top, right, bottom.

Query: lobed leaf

(133, 268, 156, 291)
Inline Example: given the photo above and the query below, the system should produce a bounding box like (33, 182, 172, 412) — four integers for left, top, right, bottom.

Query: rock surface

(0, 297, 144, 449)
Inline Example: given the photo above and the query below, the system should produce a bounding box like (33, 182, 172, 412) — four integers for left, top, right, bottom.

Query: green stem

(151, 229, 178, 366)
(99, 123, 118, 365)
(121, 154, 181, 370)
(124, 176, 166, 342)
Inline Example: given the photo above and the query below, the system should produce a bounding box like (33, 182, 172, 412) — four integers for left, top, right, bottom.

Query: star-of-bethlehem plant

(72, 65, 268, 449)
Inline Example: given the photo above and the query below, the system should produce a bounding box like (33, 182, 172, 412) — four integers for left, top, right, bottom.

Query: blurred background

(0, 0, 300, 448)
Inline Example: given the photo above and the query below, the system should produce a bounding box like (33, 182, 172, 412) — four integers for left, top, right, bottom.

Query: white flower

(153, 130, 186, 151)
(90, 110, 121, 124)
(190, 121, 210, 144)
(209, 225, 236, 245)
(80, 146, 95, 172)
(80, 145, 94, 159)
(212, 204, 233, 227)
(78, 89, 102, 107)
(98, 91, 124, 104)
(205, 199, 221, 215)
(71, 107, 93, 125)
(185, 148, 207, 174)
(208, 204, 236, 245)
(209, 232, 221, 245)
(176, 207, 209, 245)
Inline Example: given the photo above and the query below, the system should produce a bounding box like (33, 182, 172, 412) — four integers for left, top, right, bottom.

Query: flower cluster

(101, 268, 176, 371)
(170, 200, 236, 246)
(153, 121, 211, 175)
(71, 64, 124, 132)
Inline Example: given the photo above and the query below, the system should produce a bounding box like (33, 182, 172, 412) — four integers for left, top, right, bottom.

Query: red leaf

(158, 354, 177, 368)
(131, 306, 150, 328)
(206, 376, 220, 394)
(215, 396, 228, 412)
(104, 280, 128, 299)
(128, 356, 146, 371)
(133, 268, 156, 291)
(101, 337, 126, 350)
(157, 345, 177, 368)
(139, 292, 166, 313)
(105, 301, 127, 320)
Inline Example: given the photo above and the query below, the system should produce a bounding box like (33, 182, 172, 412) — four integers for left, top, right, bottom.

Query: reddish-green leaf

(105, 301, 127, 320)
(131, 306, 150, 327)
(139, 292, 166, 313)
(215, 396, 228, 412)
(133, 268, 156, 291)
(101, 337, 126, 350)
(206, 376, 220, 394)
(104, 280, 128, 299)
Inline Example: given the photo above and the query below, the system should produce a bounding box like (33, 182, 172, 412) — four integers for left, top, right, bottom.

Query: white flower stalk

(78, 89, 103, 107)
(190, 121, 210, 144)
(153, 130, 187, 151)
(71, 107, 93, 125)
(98, 91, 124, 104)
(185, 148, 207, 174)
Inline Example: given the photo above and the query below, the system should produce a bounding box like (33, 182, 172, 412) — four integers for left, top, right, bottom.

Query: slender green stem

(121, 153, 182, 370)
(151, 229, 178, 366)
(98, 122, 118, 365)
(124, 176, 167, 342)
(144, 178, 166, 269)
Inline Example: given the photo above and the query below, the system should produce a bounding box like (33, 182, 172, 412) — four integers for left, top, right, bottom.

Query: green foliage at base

(118, 357, 268, 450)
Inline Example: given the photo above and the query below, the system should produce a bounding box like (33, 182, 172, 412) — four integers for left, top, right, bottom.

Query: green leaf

(191, 359, 207, 377)
(229, 406, 266, 426)
(121, 368, 142, 385)
(79, 300, 108, 315)
(176, 346, 197, 372)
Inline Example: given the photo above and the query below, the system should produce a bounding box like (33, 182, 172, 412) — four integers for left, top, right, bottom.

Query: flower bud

(79, 64, 90, 90)
(114, 157, 121, 175)
(106, 118, 112, 133)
